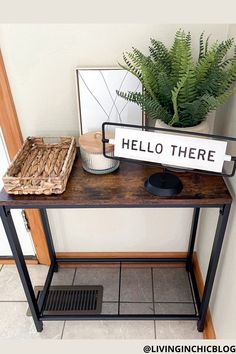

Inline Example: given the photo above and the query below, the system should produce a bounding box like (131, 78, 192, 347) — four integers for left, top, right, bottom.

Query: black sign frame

(102, 121, 236, 178)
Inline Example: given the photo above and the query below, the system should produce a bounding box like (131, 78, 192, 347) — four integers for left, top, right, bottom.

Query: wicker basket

(3, 136, 77, 195)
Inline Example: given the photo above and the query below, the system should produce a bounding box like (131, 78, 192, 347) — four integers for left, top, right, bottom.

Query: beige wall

(1, 24, 235, 337)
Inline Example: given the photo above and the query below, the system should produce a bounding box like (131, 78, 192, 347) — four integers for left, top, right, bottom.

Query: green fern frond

(169, 67, 190, 126)
(117, 29, 236, 128)
(199, 32, 205, 60)
(149, 38, 172, 72)
(217, 58, 236, 94)
(141, 96, 173, 123)
(124, 50, 157, 98)
(116, 90, 172, 123)
(204, 34, 211, 55)
(129, 47, 149, 66)
(215, 38, 234, 64)
(116, 90, 142, 103)
(180, 95, 211, 126)
(121, 53, 143, 81)
(155, 71, 174, 110)
(178, 66, 197, 105)
(170, 29, 193, 83)
(195, 50, 215, 83)
(186, 32, 191, 48)
(203, 87, 236, 109)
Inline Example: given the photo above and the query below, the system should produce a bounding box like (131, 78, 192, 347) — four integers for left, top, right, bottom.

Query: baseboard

(192, 253, 216, 339)
(56, 251, 187, 268)
(56, 251, 216, 339)
(56, 251, 188, 258)
(0, 256, 38, 265)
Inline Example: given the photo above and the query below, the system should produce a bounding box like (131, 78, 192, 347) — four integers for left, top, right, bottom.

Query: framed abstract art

(76, 67, 144, 135)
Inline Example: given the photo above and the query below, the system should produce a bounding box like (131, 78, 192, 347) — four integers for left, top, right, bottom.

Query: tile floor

(0, 264, 203, 339)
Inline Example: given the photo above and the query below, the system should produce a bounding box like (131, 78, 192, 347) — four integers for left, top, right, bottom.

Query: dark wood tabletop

(0, 154, 232, 208)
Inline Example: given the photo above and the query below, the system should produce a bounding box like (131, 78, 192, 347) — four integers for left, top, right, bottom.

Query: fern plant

(117, 30, 236, 127)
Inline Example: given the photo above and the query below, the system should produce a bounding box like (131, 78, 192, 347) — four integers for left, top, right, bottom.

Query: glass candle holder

(79, 132, 119, 174)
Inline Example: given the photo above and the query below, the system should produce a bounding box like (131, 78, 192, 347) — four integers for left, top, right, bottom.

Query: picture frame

(75, 67, 144, 136)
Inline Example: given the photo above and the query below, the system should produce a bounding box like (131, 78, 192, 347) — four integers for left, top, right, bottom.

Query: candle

(79, 131, 119, 174)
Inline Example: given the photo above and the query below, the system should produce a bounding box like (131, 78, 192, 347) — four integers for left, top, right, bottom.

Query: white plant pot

(155, 118, 209, 134)
(154, 111, 216, 135)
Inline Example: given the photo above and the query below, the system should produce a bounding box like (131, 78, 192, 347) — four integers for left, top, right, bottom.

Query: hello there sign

(109, 128, 231, 173)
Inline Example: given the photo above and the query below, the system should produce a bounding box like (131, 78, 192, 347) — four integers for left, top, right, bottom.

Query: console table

(0, 155, 232, 332)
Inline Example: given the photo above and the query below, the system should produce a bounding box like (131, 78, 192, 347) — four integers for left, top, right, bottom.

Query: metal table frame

(0, 200, 231, 333)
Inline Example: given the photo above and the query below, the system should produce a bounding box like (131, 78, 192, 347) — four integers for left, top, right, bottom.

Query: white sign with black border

(109, 128, 231, 173)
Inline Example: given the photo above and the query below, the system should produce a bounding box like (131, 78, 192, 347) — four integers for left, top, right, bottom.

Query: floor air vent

(29, 285, 103, 315)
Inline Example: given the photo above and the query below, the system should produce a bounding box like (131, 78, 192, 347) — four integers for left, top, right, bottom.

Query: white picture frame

(75, 67, 144, 135)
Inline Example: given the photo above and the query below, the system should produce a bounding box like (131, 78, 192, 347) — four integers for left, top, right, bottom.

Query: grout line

(117, 262, 122, 315)
(102, 301, 153, 304)
(0, 300, 28, 303)
(72, 268, 77, 286)
(154, 301, 194, 304)
(100, 300, 195, 304)
(60, 321, 66, 340)
(151, 268, 155, 315)
(153, 320, 157, 339)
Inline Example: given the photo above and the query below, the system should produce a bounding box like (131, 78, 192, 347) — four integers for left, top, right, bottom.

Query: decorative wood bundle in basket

(3, 137, 76, 195)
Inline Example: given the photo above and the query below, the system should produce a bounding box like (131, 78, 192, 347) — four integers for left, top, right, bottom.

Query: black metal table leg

(197, 203, 231, 332)
(186, 207, 200, 271)
(186, 208, 201, 315)
(0, 206, 43, 332)
(39, 208, 58, 271)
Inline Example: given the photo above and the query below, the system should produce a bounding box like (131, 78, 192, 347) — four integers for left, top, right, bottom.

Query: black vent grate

(30, 286, 103, 315)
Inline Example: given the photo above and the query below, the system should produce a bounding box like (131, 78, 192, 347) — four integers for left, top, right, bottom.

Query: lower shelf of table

(29, 260, 201, 321)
